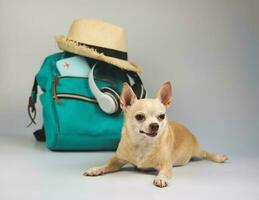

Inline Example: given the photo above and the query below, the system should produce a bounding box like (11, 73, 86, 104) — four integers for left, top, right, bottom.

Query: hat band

(78, 42, 128, 61)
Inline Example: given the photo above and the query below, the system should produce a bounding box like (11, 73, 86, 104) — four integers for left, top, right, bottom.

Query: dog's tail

(192, 141, 228, 163)
(191, 137, 228, 163)
(197, 150, 228, 163)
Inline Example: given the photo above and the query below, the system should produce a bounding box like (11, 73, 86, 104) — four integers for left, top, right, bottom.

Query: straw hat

(55, 19, 142, 72)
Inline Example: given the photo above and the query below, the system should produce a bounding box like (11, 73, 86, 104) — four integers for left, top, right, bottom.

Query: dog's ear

(120, 83, 137, 111)
(156, 81, 172, 108)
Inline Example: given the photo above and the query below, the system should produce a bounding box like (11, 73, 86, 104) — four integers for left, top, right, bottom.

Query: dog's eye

(135, 114, 145, 121)
(158, 114, 165, 120)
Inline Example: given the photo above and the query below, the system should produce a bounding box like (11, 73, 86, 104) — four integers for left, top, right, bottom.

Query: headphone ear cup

(100, 87, 121, 115)
(131, 84, 146, 99)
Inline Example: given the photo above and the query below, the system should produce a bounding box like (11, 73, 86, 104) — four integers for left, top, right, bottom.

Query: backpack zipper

(52, 76, 99, 104)
(54, 93, 97, 104)
(53, 76, 61, 103)
(57, 76, 115, 84)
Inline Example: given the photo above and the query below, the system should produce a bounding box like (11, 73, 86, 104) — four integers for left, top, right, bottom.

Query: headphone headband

(88, 62, 146, 115)
(125, 71, 146, 99)
(126, 71, 143, 86)
(88, 63, 119, 114)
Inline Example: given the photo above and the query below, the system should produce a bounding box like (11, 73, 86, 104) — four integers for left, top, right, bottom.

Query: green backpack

(28, 52, 145, 150)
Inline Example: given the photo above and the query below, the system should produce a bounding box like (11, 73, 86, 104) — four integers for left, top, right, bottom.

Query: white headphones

(88, 63, 146, 115)
(88, 63, 121, 114)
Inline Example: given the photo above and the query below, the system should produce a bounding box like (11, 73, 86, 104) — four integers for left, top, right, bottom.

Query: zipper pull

(53, 76, 62, 104)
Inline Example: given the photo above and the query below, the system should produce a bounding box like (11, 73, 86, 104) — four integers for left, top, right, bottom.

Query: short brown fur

(84, 82, 228, 187)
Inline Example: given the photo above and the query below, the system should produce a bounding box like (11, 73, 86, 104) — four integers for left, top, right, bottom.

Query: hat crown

(67, 19, 128, 52)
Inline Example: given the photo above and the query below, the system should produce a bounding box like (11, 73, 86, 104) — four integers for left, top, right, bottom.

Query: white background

(0, 0, 259, 199)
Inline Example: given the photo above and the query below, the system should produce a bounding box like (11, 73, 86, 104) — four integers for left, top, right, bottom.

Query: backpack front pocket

(52, 76, 123, 137)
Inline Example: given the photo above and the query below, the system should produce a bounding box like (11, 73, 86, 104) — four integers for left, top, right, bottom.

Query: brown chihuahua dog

(84, 82, 228, 187)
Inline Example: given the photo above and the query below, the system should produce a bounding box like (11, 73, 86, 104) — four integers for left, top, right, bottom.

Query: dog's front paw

(83, 167, 105, 176)
(153, 175, 168, 188)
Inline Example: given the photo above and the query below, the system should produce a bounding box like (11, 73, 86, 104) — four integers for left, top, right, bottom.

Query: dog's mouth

(139, 130, 158, 137)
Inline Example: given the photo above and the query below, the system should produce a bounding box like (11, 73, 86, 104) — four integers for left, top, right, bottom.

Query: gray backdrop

(0, 0, 258, 156)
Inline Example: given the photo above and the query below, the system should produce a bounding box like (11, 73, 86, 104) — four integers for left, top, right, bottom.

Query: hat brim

(55, 36, 142, 72)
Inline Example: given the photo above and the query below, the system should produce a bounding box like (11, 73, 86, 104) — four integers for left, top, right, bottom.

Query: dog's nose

(149, 123, 159, 132)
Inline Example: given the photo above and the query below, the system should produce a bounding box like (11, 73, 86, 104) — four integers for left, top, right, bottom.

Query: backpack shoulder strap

(27, 77, 38, 127)
(27, 77, 46, 142)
